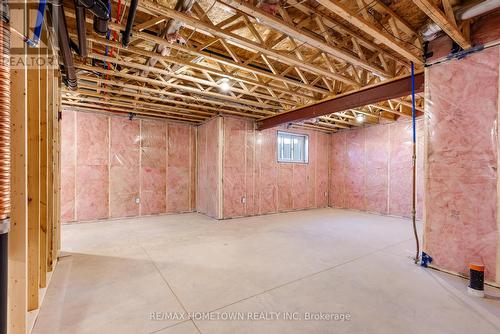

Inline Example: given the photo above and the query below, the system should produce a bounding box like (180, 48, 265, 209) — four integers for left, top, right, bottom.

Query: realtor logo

(7, 0, 57, 68)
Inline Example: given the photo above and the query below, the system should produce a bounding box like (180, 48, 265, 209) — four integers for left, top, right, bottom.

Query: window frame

(276, 131, 309, 164)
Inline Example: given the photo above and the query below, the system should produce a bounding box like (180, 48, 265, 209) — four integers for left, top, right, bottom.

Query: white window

(277, 131, 308, 163)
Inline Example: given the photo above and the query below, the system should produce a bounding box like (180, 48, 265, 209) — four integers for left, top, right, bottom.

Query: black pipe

(74, 0, 87, 57)
(89, 0, 110, 36)
(93, 15, 108, 36)
(0, 221, 8, 334)
(79, 0, 109, 19)
(52, 0, 78, 90)
(122, 0, 139, 47)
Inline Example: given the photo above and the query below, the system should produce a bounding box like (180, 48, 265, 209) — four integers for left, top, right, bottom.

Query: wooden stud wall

(8, 18, 62, 332)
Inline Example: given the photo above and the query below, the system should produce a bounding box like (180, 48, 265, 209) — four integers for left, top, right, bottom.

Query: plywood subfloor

(33, 209, 500, 334)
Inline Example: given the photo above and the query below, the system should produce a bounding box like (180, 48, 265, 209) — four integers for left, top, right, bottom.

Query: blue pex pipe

(411, 62, 416, 143)
(27, 0, 47, 47)
(105, 0, 111, 59)
(410, 61, 419, 264)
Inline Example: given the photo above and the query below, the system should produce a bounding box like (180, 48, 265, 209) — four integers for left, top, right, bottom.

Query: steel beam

(256, 73, 424, 130)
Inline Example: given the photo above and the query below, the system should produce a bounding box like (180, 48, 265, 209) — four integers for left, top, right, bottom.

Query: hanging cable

(411, 62, 420, 264)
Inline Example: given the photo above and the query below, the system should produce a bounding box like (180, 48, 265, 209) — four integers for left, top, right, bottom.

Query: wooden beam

(27, 56, 40, 311)
(75, 75, 270, 118)
(316, 0, 423, 64)
(9, 36, 28, 334)
(60, 99, 207, 122)
(65, 9, 329, 97)
(137, 0, 360, 86)
(84, 35, 315, 101)
(46, 67, 54, 272)
(412, 0, 472, 49)
(257, 72, 424, 130)
(75, 63, 278, 111)
(63, 84, 236, 116)
(88, 53, 295, 107)
(38, 50, 48, 289)
(293, 2, 409, 68)
(218, 0, 391, 78)
(62, 90, 215, 117)
(54, 75, 62, 262)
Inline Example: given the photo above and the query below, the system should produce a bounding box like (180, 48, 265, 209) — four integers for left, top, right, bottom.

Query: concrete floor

(33, 208, 500, 334)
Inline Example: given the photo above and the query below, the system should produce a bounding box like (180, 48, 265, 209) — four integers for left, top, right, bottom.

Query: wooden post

(8, 5, 28, 332)
(46, 67, 54, 272)
(54, 75, 61, 256)
(51, 72, 59, 266)
(27, 48, 40, 311)
(39, 42, 48, 289)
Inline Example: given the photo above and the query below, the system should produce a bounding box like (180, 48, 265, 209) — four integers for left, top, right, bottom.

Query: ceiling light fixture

(356, 114, 365, 123)
(219, 78, 230, 92)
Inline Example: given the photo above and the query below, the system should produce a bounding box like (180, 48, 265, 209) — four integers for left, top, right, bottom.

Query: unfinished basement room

(1, 0, 500, 333)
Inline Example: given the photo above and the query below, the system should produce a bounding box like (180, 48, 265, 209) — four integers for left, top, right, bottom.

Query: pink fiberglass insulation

(60, 110, 76, 222)
(76, 112, 110, 221)
(61, 110, 197, 223)
(330, 132, 346, 208)
(255, 128, 279, 215)
(329, 119, 424, 218)
(223, 116, 252, 217)
(388, 121, 414, 218)
(424, 46, 500, 282)
(167, 123, 196, 213)
(196, 117, 222, 219)
(110, 117, 140, 218)
(222, 116, 329, 219)
(365, 125, 389, 214)
(316, 131, 330, 208)
(345, 128, 366, 211)
(140, 120, 167, 215)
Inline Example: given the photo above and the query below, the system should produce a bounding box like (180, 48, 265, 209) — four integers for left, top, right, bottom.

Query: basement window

(277, 131, 308, 163)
